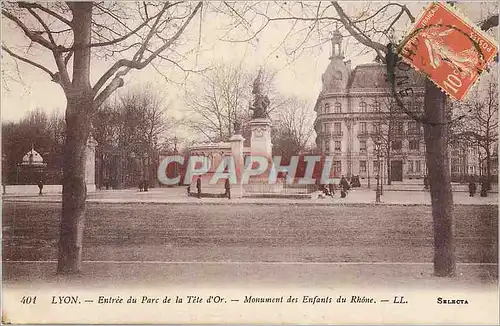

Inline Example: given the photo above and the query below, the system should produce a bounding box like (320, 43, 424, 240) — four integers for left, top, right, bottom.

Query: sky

(2, 1, 498, 136)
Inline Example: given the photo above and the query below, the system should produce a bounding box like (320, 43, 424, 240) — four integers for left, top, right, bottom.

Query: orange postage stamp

(399, 1, 498, 100)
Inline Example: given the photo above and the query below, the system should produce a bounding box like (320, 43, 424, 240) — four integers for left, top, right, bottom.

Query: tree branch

(92, 2, 203, 96)
(331, 1, 387, 60)
(18, 2, 73, 27)
(23, 6, 71, 87)
(2, 9, 54, 50)
(88, 7, 165, 48)
(2, 45, 57, 81)
(93, 77, 124, 110)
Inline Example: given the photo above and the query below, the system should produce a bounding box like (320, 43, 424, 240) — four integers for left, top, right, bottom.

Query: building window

(334, 102, 342, 113)
(360, 122, 367, 135)
(416, 160, 421, 173)
(334, 71, 342, 80)
(333, 122, 342, 135)
(359, 160, 367, 173)
(392, 140, 402, 150)
(409, 139, 419, 150)
(324, 140, 330, 153)
(334, 161, 342, 174)
(360, 140, 367, 152)
(373, 122, 381, 134)
(324, 103, 330, 113)
(408, 121, 421, 134)
(360, 102, 367, 113)
(451, 158, 460, 173)
(373, 101, 380, 112)
(394, 121, 404, 136)
(408, 160, 414, 173)
(334, 141, 341, 151)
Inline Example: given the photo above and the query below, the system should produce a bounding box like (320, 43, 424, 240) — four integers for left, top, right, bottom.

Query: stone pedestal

(85, 136, 98, 192)
(229, 134, 245, 198)
(249, 118, 273, 157)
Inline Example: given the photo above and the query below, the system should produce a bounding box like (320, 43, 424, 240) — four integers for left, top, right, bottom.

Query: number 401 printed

(20, 296, 37, 304)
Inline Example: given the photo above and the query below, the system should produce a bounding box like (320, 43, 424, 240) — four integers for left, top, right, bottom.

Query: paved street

(2, 186, 498, 205)
(3, 201, 497, 286)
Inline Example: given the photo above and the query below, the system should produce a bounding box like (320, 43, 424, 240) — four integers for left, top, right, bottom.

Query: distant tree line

(2, 86, 171, 188)
(92, 86, 171, 189)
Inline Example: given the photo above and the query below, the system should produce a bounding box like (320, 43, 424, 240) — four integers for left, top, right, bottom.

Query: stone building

(314, 31, 479, 182)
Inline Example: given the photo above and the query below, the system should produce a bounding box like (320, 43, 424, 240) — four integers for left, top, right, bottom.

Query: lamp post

(374, 139, 381, 203)
(172, 136, 179, 186)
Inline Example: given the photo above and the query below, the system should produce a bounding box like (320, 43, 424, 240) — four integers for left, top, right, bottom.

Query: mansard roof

(348, 63, 425, 90)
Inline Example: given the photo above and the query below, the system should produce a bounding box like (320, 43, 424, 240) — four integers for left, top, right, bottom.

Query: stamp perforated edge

(395, 1, 499, 101)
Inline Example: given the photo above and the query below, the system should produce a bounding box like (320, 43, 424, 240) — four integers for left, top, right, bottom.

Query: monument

(249, 69, 272, 157)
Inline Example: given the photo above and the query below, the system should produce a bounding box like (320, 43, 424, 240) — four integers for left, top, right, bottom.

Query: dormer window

(324, 103, 330, 113)
(360, 102, 367, 113)
(373, 101, 381, 112)
(334, 102, 342, 113)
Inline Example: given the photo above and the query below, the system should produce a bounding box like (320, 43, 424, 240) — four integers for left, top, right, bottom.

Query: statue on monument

(249, 69, 270, 119)
(233, 119, 242, 135)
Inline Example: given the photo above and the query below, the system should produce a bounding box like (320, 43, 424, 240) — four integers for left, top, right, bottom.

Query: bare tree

(119, 86, 171, 184)
(184, 63, 252, 142)
(184, 63, 282, 142)
(453, 72, 498, 187)
(2, 1, 203, 274)
(272, 97, 315, 159)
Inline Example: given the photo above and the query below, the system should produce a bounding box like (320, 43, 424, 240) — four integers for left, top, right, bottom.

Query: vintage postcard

(2, 1, 499, 324)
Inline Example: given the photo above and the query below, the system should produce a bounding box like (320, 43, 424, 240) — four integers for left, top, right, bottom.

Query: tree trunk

(485, 146, 492, 190)
(57, 2, 93, 274)
(57, 104, 91, 274)
(423, 80, 455, 277)
(386, 147, 391, 185)
(386, 121, 392, 185)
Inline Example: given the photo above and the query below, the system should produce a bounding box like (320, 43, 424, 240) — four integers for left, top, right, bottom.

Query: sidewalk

(3, 187, 497, 206)
(3, 260, 497, 287)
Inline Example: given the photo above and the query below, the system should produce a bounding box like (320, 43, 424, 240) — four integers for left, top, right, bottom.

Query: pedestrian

(340, 175, 349, 198)
(468, 180, 477, 197)
(423, 175, 429, 189)
(225, 178, 231, 199)
(37, 179, 44, 196)
(196, 176, 202, 199)
(139, 180, 144, 192)
(143, 179, 149, 192)
(480, 178, 488, 197)
(328, 182, 335, 196)
(187, 185, 191, 196)
(322, 184, 331, 197)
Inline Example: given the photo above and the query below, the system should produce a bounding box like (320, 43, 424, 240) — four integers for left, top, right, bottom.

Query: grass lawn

(2, 202, 497, 263)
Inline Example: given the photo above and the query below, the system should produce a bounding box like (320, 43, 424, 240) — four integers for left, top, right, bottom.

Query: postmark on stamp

(398, 1, 498, 101)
